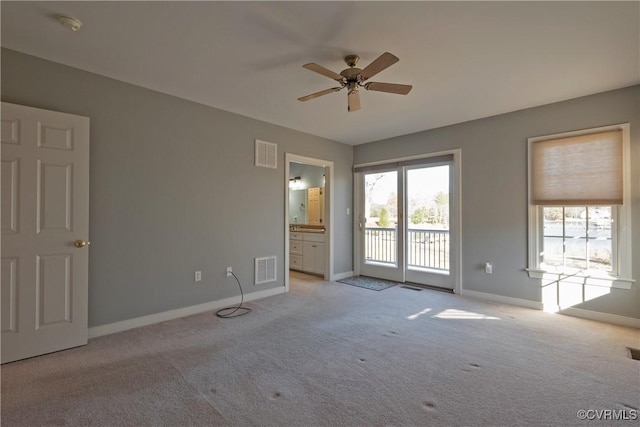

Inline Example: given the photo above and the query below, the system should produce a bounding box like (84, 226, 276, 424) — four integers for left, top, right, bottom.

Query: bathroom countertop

(290, 225, 325, 233)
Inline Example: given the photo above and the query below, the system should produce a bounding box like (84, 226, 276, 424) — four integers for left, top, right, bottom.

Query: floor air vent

(628, 347, 640, 361)
(255, 256, 277, 285)
(401, 283, 455, 294)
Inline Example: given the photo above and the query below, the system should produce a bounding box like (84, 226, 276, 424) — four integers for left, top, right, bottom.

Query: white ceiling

(2, 1, 638, 145)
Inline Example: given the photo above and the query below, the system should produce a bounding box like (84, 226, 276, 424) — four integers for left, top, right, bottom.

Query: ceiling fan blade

(359, 52, 399, 80)
(298, 87, 342, 102)
(347, 90, 361, 112)
(365, 82, 413, 95)
(302, 63, 345, 82)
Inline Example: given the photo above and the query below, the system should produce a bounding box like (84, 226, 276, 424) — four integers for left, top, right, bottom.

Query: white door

(307, 187, 320, 225)
(359, 168, 404, 282)
(404, 163, 453, 289)
(1, 102, 90, 364)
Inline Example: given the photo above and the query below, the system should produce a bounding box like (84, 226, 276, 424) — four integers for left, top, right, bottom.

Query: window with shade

(527, 124, 632, 286)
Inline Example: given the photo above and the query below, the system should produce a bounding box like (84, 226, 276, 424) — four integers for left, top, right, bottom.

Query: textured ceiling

(2, 1, 639, 145)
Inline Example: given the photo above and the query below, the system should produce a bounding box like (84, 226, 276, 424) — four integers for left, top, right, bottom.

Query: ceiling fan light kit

(298, 52, 412, 112)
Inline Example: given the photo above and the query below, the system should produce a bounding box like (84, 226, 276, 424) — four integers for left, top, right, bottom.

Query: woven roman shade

(531, 129, 623, 205)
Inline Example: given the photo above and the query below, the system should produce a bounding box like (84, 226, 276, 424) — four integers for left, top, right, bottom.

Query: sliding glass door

(358, 158, 454, 290)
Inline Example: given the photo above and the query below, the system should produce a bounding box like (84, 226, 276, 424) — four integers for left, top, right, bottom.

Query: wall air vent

(255, 139, 277, 169)
(255, 256, 277, 285)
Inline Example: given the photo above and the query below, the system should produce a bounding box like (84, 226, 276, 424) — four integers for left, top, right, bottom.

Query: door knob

(73, 239, 90, 248)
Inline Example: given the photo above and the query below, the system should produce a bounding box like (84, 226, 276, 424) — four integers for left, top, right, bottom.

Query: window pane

(542, 206, 615, 273)
(542, 207, 563, 267)
(407, 165, 450, 272)
(587, 206, 613, 272)
(364, 171, 397, 264)
(564, 207, 587, 269)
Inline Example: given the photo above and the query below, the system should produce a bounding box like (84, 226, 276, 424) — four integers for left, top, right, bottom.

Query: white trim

(460, 289, 543, 310)
(285, 158, 291, 290)
(460, 289, 639, 328)
(555, 307, 640, 329)
(452, 149, 462, 295)
(353, 172, 362, 277)
(284, 153, 334, 292)
(353, 149, 457, 169)
(620, 123, 632, 275)
(88, 287, 286, 339)
(332, 271, 354, 281)
(525, 268, 634, 290)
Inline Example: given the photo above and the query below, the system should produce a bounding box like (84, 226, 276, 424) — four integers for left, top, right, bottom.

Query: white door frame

(284, 153, 334, 291)
(354, 149, 462, 294)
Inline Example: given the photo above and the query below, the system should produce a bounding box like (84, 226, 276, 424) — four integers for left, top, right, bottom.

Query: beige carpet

(2, 271, 639, 426)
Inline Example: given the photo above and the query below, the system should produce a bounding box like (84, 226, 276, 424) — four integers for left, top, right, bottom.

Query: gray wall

(355, 86, 640, 320)
(3, 47, 637, 324)
(1, 49, 354, 327)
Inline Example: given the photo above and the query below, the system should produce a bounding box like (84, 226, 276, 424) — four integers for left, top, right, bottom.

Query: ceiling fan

(298, 52, 412, 112)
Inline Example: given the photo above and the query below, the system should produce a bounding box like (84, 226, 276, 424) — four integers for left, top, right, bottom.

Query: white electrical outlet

(485, 263, 493, 274)
(195, 271, 202, 282)
(226, 266, 232, 277)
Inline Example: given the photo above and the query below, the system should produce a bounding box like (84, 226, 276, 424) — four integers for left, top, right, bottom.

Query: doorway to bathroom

(284, 154, 334, 291)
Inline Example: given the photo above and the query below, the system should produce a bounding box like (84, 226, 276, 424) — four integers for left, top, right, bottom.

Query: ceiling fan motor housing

(341, 54, 362, 85)
(298, 52, 411, 111)
(340, 68, 362, 82)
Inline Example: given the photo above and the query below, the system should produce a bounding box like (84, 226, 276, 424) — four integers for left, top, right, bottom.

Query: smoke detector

(58, 15, 82, 32)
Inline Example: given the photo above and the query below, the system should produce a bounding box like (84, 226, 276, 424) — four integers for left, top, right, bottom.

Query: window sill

(525, 268, 634, 290)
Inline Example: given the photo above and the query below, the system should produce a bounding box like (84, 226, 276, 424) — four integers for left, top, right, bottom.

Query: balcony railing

(364, 227, 398, 264)
(364, 227, 449, 271)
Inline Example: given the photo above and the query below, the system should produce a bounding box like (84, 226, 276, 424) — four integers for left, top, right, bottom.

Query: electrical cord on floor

(216, 271, 252, 318)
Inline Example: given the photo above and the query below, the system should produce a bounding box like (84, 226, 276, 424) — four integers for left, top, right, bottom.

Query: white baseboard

(556, 307, 640, 328)
(460, 289, 639, 328)
(88, 286, 287, 339)
(460, 289, 543, 310)
(332, 271, 354, 281)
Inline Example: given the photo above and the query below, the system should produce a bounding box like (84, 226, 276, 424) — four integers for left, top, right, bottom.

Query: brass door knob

(73, 239, 89, 248)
